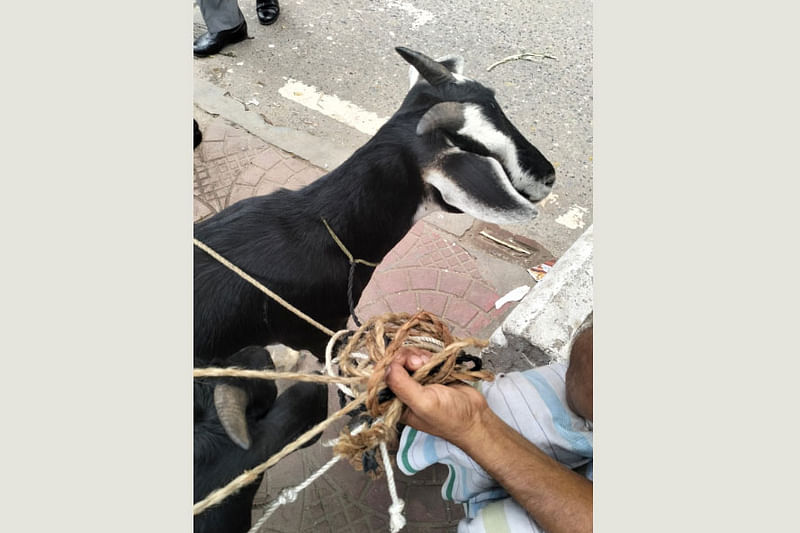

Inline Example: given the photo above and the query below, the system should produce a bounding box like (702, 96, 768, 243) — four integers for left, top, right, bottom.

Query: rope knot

(388, 500, 407, 533)
(277, 488, 298, 505)
(329, 310, 493, 475)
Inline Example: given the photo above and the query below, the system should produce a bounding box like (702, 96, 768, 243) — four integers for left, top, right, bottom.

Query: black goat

(194, 47, 556, 364)
(194, 346, 327, 533)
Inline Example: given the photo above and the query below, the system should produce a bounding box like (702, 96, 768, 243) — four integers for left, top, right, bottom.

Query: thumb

(384, 360, 425, 408)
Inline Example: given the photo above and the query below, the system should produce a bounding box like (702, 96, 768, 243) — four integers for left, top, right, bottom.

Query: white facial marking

(458, 105, 552, 202)
(407, 66, 420, 88)
(423, 162, 538, 225)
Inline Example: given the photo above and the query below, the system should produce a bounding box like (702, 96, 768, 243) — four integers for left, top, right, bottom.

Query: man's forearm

(455, 408, 593, 533)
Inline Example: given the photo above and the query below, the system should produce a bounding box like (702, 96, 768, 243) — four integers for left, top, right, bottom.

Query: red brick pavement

(355, 222, 506, 339)
(194, 118, 326, 222)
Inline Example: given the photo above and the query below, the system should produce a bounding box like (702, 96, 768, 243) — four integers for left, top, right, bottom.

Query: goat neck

(301, 122, 426, 265)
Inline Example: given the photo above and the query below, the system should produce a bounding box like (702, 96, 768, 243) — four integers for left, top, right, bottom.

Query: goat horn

(416, 102, 468, 136)
(214, 384, 251, 450)
(396, 47, 455, 86)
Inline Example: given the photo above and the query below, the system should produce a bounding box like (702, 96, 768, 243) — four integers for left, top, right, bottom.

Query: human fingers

(384, 358, 427, 409)
(395, 346, 432, 371)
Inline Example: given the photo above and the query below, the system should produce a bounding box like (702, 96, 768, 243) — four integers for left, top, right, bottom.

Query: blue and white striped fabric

(397, 363, 593, 532)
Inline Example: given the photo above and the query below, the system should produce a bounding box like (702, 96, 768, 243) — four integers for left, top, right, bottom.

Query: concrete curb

(194, 78, 354, 171)
(484, 225, 593, 372)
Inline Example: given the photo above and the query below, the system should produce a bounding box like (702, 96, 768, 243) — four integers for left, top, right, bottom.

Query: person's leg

(195, 0, 247, 57)
(198, 0, 245, 34)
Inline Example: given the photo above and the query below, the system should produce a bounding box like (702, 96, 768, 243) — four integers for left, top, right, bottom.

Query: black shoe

(193, 20, 248, 57)
(256, 0, 280, 25)
(193, 119, 202, 149)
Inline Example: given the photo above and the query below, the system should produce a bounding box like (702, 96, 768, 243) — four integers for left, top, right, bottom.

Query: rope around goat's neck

(321, 218, 380, 268)
(321, 217, 379, 328)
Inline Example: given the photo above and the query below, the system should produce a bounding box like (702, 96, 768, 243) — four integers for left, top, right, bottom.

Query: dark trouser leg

(198, 0, 245, 34)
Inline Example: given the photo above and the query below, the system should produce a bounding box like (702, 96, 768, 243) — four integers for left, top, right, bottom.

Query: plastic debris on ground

(527, 260, 556, 283)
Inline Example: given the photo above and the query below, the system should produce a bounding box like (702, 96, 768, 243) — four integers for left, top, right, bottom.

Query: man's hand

(384, 346, 593, 533)
(384, 346, 489, 448)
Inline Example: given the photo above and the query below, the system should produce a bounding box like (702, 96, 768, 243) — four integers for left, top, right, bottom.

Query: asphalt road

(193, 0, 592, 256)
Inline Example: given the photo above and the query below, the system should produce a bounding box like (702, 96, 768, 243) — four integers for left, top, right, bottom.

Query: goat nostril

(544, 173, 556, 187)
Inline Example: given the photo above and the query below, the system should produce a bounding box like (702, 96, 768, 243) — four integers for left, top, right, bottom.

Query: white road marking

(278, 79, 389, 136)
(385, 1, 434, 30)
(555, 204, 589, 229)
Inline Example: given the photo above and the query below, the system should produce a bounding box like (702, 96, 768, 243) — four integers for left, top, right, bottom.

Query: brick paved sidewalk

(193, 113, 546, 532)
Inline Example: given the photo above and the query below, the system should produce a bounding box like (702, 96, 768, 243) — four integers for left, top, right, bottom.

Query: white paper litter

(494, 285, 531, 309)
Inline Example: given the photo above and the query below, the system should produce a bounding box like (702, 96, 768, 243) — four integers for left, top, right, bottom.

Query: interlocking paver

(288, 166, 325, 189)
(201, 140, 225, 161)
(417, 292, 448, 317)
(443, 299, 480, 330)
(284, 156, 312, 173)
(237, 165, 266, 186)
(252, 147, 284, 171)
(437, 271, 472, 297)
(385, 291, 417, 313)
(465, 282, 499, 313)
(263, 160, 296, 184)
(408, 267, 439, 290)
(375, 269, 410, 296)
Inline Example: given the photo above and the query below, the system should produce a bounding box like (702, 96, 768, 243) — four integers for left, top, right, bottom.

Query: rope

(193, 393, 367, 515)
(193, 367, 361, 386)
(321, 218, 378, 327)
(325, 328, 361, 398)
(347, 261, 362, 327)
(321, 218, 380, 267)
(380, 441, 406, 533)
(248, 424, 367, 533)
(247, 456, 338, 533)
(193, 238, 335, 337)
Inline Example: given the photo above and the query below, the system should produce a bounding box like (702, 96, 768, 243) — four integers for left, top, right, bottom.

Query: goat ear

(437, 55, 465, 75)
(397, 47, 455, 87)
(423, 150, 538, 224)
(417, 102, 467, 135)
